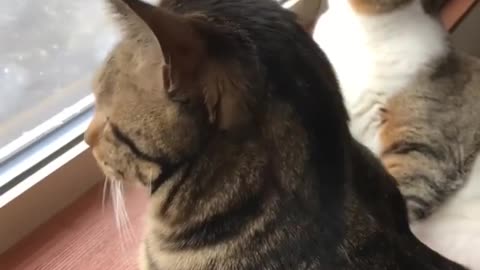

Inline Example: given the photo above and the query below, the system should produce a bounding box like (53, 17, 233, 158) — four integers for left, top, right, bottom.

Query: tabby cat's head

(85, 0, 259, 187)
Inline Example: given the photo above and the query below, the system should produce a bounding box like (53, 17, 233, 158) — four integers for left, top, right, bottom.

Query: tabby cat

(85, 0, 467, 269)
(313, 0, 480, 268)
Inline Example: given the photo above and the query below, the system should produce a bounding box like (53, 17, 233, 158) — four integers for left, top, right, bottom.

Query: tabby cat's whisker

(119, 182, 135, 242)
(102, 177, 109, 213)
(110, 180, 136, 247)
(147, 168, 155, 193)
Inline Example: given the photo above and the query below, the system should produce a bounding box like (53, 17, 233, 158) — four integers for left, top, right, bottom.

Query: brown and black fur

(85, 0, 467, 269)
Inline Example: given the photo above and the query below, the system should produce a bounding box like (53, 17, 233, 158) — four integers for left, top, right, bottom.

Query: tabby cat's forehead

(93, 37, 165, 97)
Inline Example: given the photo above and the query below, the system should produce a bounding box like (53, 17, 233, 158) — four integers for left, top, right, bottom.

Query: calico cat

(313, 0, 480, 268)
(85, 0, 467, 269)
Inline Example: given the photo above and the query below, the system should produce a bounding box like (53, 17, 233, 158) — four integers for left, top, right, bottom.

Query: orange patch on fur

(378, 99, 409, 172)
(349, 0, 414, 15)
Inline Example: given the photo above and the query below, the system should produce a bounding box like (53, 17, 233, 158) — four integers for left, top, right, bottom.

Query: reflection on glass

(0, 0, 119, 148)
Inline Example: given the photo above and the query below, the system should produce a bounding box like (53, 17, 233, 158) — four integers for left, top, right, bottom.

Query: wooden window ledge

(0, 183, 149, 270)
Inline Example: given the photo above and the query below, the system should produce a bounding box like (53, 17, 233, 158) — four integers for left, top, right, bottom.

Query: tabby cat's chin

(147, 159, 188, 194)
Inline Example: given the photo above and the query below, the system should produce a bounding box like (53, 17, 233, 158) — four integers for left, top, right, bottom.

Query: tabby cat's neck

(316, 0, 449, 107)
(145, 101, 329, 247)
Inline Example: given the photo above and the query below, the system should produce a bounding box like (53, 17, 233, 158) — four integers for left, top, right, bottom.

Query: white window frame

(0, 94, 104, 253)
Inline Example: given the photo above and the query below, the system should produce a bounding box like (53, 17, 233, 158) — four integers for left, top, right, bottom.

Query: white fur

(411, 155, 480, 269)
(313, 1, 480, 268)
(313, 0, 447, 153)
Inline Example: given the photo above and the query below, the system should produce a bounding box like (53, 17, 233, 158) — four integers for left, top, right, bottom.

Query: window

(0, 0, 123, 252)
(0, 0, 123, 198)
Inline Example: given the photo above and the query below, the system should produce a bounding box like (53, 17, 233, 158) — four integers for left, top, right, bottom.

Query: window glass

(0, 0, 120, 149)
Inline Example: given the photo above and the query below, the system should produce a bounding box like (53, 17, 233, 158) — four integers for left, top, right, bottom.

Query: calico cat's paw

(405, 198, 429, 221)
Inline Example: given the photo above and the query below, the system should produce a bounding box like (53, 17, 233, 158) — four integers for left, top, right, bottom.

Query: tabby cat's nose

(84, 114, 106, 147)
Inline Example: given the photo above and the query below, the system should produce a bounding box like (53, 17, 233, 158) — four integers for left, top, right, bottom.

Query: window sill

(0, 142, 102, 254)
(0, 178, 148, 270)
(0, 177, 149, 269)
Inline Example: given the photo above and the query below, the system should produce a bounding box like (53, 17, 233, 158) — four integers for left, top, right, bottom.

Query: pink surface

(0, 183, 149, 270)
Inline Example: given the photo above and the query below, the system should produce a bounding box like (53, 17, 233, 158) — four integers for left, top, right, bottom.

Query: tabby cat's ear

(107, 0, 204, 70)
(108, 0, 252, 132)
